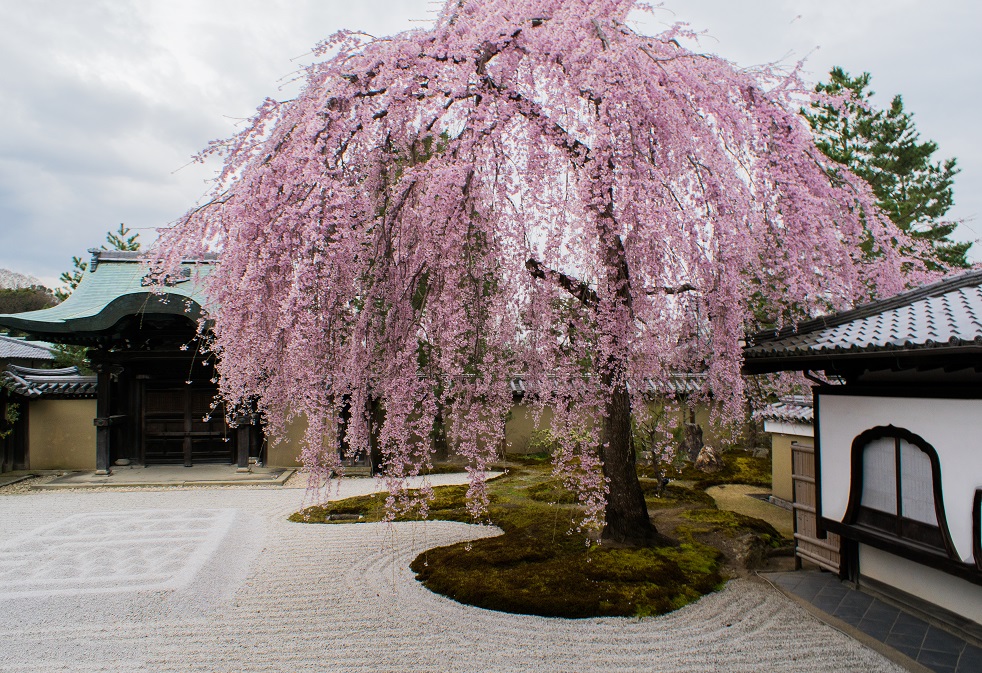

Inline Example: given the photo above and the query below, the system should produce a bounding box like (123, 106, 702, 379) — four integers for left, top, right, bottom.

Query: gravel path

(0, 477, 904, 673)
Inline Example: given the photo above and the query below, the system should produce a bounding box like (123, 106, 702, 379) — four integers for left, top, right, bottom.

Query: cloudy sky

(1, 0, 979, 288)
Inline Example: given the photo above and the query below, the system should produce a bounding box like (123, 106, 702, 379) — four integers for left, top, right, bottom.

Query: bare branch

(353, 88, 388, 98)
(645, 283, 698, 296)
(592, 19, 611, 50)
(644, 274, 720, 296)
(525, 257, 599, 308)
(639, 44, 709, 64)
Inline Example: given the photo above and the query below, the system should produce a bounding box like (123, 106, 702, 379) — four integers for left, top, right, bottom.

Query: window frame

(842, 425, 957, 560)
(974, 489, 982, 572)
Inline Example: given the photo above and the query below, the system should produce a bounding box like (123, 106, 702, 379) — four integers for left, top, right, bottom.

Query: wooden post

(94, 423, 110, 475)
(183, 385, 192, 467)
(367, 396, 383, 476)
(236, 425, 250, 472)
(94, 416, 126, 475)
(94, 363, 112, 475)
(233, 412, 257, 472)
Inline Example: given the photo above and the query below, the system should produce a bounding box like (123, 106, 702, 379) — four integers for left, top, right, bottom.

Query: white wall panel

(818, 394, 982, 564)
(861, 544, 982, 625)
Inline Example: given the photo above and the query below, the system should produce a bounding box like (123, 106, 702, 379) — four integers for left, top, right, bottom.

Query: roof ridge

(748, 269, 982, 345)
(89, 249, 219, 263)
(7, 364, 80, 376)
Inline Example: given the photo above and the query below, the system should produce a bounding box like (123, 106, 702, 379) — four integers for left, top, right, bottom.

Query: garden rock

(681, 423, 704, 462)
(694, 445, 723, 473)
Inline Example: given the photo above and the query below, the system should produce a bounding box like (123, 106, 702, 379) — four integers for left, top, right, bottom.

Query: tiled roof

(650, 373, 706, 397)
(0, 250, 215, 341)
(2, 365, 97, 398)
(757, 395, 813, 424)
(744, 270, 982, 371)
(0, 335, 55, 361)
(508, 373, 707, 398)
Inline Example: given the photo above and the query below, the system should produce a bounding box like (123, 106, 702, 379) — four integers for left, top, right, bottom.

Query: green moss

(641, 481, 717, 508)
(421, 463, 468, 475)
(410, 534, 724, 619)
(677, 451, 772, 489)
(525, 478, 579, 504)
(292, 465, 726, 618)
(508, 451, 553, 465)
(680, 508, 783, 545)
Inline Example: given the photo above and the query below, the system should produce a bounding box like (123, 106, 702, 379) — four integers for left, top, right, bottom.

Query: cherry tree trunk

(599, 379, 655, 545)
(595, 173, 655, 546)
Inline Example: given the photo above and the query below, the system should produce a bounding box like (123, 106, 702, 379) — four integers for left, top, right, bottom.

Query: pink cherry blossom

(156, 0, 922, 543)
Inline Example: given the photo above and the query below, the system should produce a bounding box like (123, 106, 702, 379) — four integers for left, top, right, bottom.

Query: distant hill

(0, 268, 46, 290)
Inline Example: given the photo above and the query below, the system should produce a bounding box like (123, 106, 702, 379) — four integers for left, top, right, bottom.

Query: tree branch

(525, 257, 598, 308)
(645, 283, 698, 295)
(592, 19, 610, 50)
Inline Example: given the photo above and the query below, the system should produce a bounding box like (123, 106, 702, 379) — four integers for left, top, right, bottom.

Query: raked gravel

(0, 476, 904, 673)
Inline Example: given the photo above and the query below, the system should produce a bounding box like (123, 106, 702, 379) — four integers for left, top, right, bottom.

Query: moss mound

(291, 466, 726, 618)
(679, 508, 783, 544)
(411, 536, 723, 618)
(289, 485, 473, 524)
(421, 463, 469, 475)
(678, 451, 772, 489)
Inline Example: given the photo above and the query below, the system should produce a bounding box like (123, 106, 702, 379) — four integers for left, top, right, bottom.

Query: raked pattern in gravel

(0, 476, 904, 673)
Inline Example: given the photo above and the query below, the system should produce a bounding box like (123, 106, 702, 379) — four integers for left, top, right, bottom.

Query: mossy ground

(291, 450, 788, 619)
(675, 452, 772, 489)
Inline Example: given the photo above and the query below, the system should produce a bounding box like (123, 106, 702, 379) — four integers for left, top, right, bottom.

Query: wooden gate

(792, 441, 841, 572)
(143, 385, 234, 465)
(0, 392, 28, 473)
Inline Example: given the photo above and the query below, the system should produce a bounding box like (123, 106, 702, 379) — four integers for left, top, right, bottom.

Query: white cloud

(0, 0, 977, 285)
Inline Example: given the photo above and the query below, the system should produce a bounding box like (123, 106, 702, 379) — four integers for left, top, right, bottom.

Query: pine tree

(50, 224, 142, 371)
(805, 67, 969, 270)
(55, 224, 141, 301)
(104, 223, 141, 252)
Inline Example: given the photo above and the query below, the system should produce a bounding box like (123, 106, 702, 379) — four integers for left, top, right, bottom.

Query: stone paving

(770, 570, 982, 673)
(37, 465, 295, 489)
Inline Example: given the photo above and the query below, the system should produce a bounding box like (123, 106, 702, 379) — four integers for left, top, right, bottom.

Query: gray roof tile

(0, 335, 55, 361)
(744, 270, 982, 367)
(2, 365, 97, 398)
(758, 396, 813, 424)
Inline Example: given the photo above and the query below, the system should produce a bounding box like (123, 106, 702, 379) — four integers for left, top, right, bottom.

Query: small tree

(159, 0, 918, 545)
(56, 224, 142, 301)
(805, 67, 969, 270)
(0, 286, 58, 314)
(51, 224, 142, 372)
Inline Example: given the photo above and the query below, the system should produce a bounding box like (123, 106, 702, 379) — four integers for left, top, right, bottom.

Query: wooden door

(143, 386, 233, 465)
(792, 441, 841, 572)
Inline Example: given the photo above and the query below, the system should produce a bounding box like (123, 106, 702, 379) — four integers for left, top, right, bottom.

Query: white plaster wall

(817, 394, 982, 564)
(860, 544, 982, 625)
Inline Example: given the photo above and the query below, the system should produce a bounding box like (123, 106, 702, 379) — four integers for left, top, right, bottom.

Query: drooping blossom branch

(154, 0, 929, 543)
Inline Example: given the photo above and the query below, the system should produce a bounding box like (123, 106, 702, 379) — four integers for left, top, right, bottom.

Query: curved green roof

(0, 250, 216, 341)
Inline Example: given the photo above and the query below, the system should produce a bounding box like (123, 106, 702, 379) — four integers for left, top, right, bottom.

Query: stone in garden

(695, 445, 723, 473)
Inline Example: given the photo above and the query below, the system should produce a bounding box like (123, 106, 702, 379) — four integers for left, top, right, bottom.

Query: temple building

(744, 269, 982, 639)
(0, 250, 262, 474)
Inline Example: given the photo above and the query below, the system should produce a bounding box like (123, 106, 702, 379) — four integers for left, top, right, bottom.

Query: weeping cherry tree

(158, 0, 919, 545)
